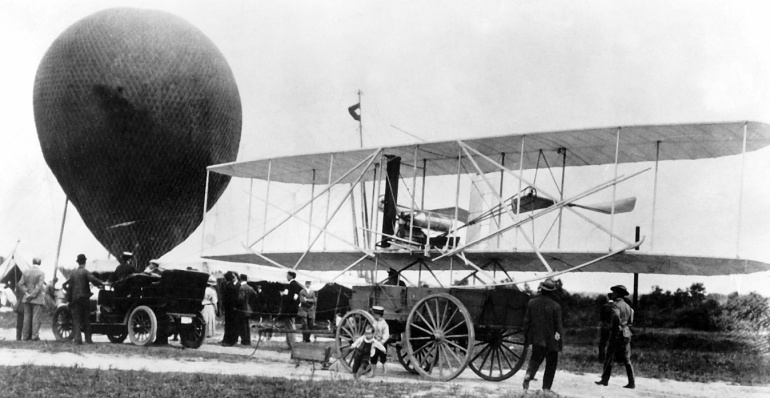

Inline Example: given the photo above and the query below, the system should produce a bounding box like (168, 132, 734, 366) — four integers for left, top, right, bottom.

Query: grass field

(0, 365, 450, 398)
(2, 310, 767, 386)
(558, 327, 770, 385)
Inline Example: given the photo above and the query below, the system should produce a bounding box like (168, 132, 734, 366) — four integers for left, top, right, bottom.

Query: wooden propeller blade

(573, 197, 636, 214)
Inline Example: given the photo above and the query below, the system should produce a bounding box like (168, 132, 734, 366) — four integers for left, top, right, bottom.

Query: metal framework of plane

(202, 121, 770, 288)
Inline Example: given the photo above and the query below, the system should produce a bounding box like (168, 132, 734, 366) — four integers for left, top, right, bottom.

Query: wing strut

(435, 163, 649, 261)
(293, 149, 382, 269)
(247, 148, 382, 249)
(460, 237, 646, 289)
(458, 141, 645, 247)
(460, 142, 553, 272)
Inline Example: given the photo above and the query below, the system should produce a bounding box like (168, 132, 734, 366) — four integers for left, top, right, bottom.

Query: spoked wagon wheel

(334, 309, 375, 372)
(52, 305, 74, 342)
(128, 305, 157, 346)
(469, 328, 528, 381)
(395, 334, 418, 375)
(405, 293, 475, 381)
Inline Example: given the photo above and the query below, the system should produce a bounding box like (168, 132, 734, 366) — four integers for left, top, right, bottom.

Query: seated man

(108, 252, 136, 284)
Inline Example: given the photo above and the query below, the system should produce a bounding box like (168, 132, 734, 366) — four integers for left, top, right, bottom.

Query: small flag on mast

(348, 103, 361, 121)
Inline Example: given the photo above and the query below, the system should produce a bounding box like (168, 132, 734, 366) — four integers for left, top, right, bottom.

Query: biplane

(201, 121, 770, 381)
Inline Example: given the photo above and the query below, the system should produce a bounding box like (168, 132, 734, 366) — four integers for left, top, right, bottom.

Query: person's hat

(539, 278, 558, 291)
(207, 276, 217, 286)
(224, 272, 235, 281)
(611, 285, 630, 297)
(121, 251, 133, 259)
(32, 257, 41, 265)
(76, 254, 87, 263)
(371, 305, 385, 315)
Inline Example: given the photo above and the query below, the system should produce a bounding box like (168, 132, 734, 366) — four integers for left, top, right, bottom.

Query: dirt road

(1, 326, 768, 398)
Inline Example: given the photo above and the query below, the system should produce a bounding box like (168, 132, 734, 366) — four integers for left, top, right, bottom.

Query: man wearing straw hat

(522, 278, 563, 394)
(595, 285, 636, 389)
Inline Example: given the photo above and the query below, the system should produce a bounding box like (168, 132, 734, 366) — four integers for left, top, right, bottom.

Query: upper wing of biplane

(208, 121, 770, 183)
(204, 121, 770, 282)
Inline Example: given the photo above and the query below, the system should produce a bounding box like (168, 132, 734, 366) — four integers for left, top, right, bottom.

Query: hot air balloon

(33, 8, 241, 268)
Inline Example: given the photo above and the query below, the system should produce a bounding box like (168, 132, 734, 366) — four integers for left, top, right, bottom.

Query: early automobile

(52, 269, 209, 348)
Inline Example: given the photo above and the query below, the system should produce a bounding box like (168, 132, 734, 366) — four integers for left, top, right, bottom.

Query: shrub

(718, 292, 770, 353)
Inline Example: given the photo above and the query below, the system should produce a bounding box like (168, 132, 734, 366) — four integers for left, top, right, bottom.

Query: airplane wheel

(128, 305, 157, 346)
(469, 328, 528, 381)
(52, 305, 74, 342)
(405, 293, 474, 381)
(334, 309, 375, 372)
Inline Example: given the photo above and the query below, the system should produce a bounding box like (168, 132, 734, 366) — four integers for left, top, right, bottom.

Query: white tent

(0, 251, 32, 285)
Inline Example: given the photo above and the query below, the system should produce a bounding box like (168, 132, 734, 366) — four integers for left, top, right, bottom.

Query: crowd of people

(218, 270, 320, 349)
(3, 252, 641, 392)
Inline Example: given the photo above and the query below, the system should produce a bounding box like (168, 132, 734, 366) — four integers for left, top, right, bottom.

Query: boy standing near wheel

(370, 306, 390, 377)
(66, 254, 104, 344)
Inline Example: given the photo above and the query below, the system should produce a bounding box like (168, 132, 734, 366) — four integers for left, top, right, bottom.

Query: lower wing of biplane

(203, 121, 770, 286)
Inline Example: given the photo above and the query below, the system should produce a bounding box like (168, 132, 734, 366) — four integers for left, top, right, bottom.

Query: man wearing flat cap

(65, 254, 104, 344)
(522, 278, 563, 393)
(595, 285, 636, 389)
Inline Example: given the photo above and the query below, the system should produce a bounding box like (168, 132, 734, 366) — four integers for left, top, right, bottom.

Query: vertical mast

(53, 199, 68, 286)
(200, 170, 211, 257)
(557, 148, 566, 248)
(356, 90, 370, 249)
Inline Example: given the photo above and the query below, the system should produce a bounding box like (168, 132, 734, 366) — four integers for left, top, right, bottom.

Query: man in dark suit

(219, 272, 240, 346)
(522, 278, 563, 393)
(108, 252, 136, 283)
(598, 293, 615, 362)
(277, 271, 303, 348)
(66, 254, 104, 344)
(237, 274, 256, 345)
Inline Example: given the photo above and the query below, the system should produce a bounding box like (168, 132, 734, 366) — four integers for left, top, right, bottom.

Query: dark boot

(624, 363, 635, 388)
(85, 334, 94, 344)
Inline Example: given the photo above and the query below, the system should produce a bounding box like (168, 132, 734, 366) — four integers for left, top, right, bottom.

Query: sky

(1, 0, 769, 295)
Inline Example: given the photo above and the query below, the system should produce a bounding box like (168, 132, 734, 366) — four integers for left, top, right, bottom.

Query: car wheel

(128, 305, 157, 346)
(180, 314, 206, 349)
(52, 305, 74, 342)
(107, 332, 128, 344)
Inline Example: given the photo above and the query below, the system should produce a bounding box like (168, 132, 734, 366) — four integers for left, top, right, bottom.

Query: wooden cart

(334, 285, 530, 381)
